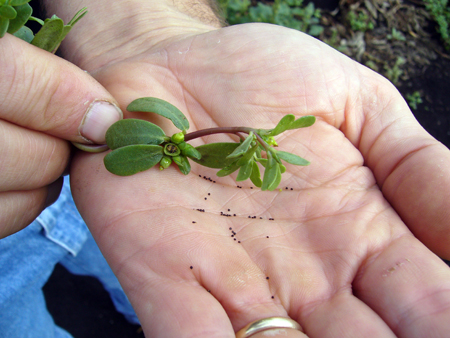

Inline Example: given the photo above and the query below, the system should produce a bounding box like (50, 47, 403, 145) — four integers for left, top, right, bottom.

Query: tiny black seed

(238, 241, 241, 243)
(286, 187, 288, 190)
(233, 214, 236, 217)
(228, 209, 230, 211)
(204, 197, 207, 200)
(229, 227, 232, 230)
(190, 266, 193, 269)
(266, 277, 269, 280)
(234, 238, 237, 241)
(192, 221, 196, 223)
(290, 188, 293, 190)
(208, 193, 211, 196)
(271, 296, 274, 299)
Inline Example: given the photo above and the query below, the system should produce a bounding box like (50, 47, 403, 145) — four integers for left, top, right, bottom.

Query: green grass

(218, 0, 323, 36)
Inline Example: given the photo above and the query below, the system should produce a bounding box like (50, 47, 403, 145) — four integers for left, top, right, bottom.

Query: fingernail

(44, 177, 64, 209)
(80, 100, 123, 144)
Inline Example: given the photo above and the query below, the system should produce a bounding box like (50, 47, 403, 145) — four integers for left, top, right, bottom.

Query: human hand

(0, 34, 122, 238)
(68, 20, 450, 337)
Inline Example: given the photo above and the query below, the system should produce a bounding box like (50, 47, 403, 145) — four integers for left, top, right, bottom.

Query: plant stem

(184, 126, 272, 151)
(184, 126, 254, 142)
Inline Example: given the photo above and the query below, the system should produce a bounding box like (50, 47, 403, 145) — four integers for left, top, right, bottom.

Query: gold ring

(235, 317, 302, 338)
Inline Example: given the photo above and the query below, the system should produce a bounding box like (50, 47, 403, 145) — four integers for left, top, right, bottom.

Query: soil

(42, 1, 449, 337)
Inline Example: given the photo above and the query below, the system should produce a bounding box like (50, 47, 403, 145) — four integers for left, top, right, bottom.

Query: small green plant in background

(346, 10, 374, 32)
(219, 0, 323, 36)
(423, 0, 450, 49)
(406, 91, 423, 110)
(101, 97, 315, 191)
(0, 0, 86, 52)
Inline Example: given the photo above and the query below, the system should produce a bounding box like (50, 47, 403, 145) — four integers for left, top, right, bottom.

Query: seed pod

(159, 156, 172, 170)
(171, 132, 185, 144)
(164, 143, 181, 156)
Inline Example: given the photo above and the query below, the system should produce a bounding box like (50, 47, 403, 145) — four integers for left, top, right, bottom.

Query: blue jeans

(0, 177, 139, 338)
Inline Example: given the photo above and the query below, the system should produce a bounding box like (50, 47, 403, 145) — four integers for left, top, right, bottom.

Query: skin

(46, 0, 450, 336)
(0, 34, 121, 237)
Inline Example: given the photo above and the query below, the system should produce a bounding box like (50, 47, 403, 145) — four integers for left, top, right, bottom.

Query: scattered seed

(266, 236, 269, 238)
(266, 277, 270, 280)
(190, 266, 193, 269)
(238, 241, 241, 243)
(192, 221, 197, 224)
(290, 188, 293, 191)
(204, 197, 207, 200)
(271, 296, 274, 299)
(269, 218, 274, 221)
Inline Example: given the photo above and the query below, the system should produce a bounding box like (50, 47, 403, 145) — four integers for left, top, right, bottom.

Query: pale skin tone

(0, 34, 122, 237)
(9, 0, 450, 336)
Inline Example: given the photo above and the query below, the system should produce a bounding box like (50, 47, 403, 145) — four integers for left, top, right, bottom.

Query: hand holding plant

(68, 15, 450, 337)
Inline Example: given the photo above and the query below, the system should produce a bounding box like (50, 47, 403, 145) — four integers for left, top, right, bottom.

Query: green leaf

(7, 3, 32, 34)
(104, 145, 164, 176)
(12, 25, 33, 42)
(172, 155, 191, 175)
(288, 115, 316, 129)
(0, 5, 17, 19)
(226, 132, 255, 159)
(250, 161, 262, 187)
(261, 154, 282, 191)
(30, 8, 87, 53)
(236, 159, 253, 181)
(31, 16, 64, 52)
(269, 114, 295, 136)
(67, 7, 87, 26)
(10, 0, 31, 5)
(192, 142, 239, 169)
(0, 17, 9, 38)
(127, 97, 190, 132)
(217, 160, 241, 177)
(105, 119, 166, 150)
(268, 114, 315, 136)
(276, 150, 310, 166)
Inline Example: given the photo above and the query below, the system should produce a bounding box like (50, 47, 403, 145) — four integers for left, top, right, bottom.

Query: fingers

(0, 120, 69, 191)
(342, 67, 450, 259)
(354, 235, 450, 337)
(0, 34, 122, 236)
(0, 34, 122, 144)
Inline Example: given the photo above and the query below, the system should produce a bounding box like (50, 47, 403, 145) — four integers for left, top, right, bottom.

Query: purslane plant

(99, 97, 315, 191)
(0, 0, 86, 52)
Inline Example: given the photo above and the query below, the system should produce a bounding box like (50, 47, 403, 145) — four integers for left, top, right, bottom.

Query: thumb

(0, 34, 122, 144)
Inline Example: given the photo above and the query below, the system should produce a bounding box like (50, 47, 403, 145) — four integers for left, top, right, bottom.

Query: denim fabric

(0, 177, 138, 338)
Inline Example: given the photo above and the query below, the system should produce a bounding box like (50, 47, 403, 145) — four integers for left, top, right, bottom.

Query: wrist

(42, 0, 223, 71)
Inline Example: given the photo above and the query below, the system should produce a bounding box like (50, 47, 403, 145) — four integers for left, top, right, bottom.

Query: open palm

(70, 24, 450, 337)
